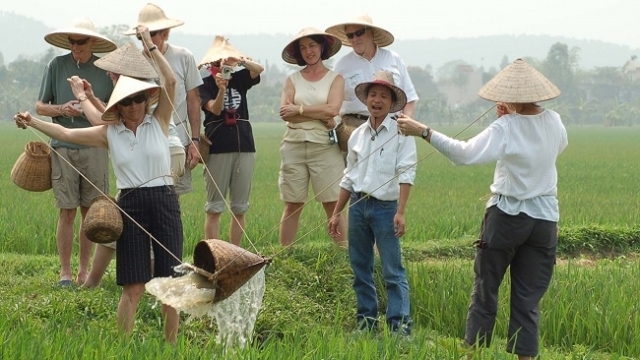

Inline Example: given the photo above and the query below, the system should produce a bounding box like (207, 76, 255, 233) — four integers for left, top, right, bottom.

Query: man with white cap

(326, 14, 418, 145)
(124, 3, 203, 195)
(35, 17, 116, 287)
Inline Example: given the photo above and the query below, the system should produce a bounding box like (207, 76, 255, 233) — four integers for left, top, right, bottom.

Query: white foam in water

(145, 268, 266, 348)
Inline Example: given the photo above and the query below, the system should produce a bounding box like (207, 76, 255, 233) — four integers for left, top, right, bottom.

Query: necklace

(369, 126, 379, 141)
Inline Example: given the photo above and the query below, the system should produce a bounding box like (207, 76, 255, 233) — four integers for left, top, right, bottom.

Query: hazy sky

(5, 0, 640, 49)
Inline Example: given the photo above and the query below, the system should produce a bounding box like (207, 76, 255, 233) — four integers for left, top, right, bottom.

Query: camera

(221, 65, 233, 80)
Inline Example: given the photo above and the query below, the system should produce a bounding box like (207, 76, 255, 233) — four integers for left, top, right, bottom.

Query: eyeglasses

(68, 37, 91, 46)
(136, 31, 159, 40)
(345, 28, 367, 39)
(119, 93, 147, 106)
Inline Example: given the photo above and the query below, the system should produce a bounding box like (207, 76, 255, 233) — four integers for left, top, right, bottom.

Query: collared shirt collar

(367, 113, 394, 133)
(114, 114, 152, 134)
(354, 45, 380, 62)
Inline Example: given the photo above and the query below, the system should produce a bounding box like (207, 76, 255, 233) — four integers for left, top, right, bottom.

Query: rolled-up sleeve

(397, 135, 417, 185)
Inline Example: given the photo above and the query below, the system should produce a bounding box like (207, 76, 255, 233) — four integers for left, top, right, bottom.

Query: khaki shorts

(278, 141, 344, 203)
(204, 152, 256, 214)
(51, 147, 109, 209)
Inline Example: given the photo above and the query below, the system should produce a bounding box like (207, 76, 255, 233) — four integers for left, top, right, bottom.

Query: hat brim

(281, 32, 342, 65)
(123, 19, 184, 36)
(478, 59, 561, 103)
(354, 80, 407, 113)
(44, 29, 117, 53)
(325, 22, 394, 47)
(94, 44, 159, 79)
(198, 38, 247, 69)
(101, 76, 160, 122)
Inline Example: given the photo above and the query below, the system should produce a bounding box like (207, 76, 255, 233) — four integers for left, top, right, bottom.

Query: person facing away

(325, 13, 418, 134)
(35, 17, 116, 287)
(16, 25, 183, 344)
(278, 27, 347, 247)
(124, 3, 203, 196)
(198, 36, 265, 246)
(396, 58, 568, 359)
(328, 70, 417, 336)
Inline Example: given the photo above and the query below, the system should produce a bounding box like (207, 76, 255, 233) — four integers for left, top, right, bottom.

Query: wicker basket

(335, 122, 355, 152)
(84, 196, 123, 244)
(198, 133, 212, 165)
(11, 141, 52, 192)
(193, 239, 271, 303)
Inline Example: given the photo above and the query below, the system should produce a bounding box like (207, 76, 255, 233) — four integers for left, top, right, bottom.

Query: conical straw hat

(101, 76, 160, 122)
(281, 27, 342, 65)
(123, 3, 184, 36)
(198, 36, 246, 69)
(193, 239, 271, 303)
(354, 70, 407, 113)
(478, 58, 561, 103)
(325, 13, 394, 47)
(44, 17, 117, 53)
(95, 43, 159, 79)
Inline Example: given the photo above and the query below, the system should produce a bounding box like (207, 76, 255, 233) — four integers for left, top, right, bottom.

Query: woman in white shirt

(397, 58, 568, 360)
(15, 26, 182, 344)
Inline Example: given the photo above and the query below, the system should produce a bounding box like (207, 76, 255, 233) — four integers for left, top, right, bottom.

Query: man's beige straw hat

(101, 76, 160, 122)
(94, 43, 159, 79)
(123, 3, 184, 36)
(44, 17, 117, 53)
(198, 36, 246, 69)
(354, 70, 407, 113)
(478, 58, 561, 103)
(281, 28, 342, 65)
(325, 13, 394, 47)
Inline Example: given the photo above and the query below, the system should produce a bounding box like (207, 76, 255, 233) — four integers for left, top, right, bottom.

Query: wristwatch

(421, 127, 431, 139)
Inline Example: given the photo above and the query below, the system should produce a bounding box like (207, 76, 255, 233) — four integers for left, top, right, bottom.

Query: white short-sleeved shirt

(333, 47, 419, 116)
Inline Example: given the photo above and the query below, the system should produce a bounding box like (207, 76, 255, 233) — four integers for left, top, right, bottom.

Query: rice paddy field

(1, 122, 639, 359)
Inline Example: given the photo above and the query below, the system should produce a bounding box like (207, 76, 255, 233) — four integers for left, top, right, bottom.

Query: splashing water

(145, 268, 266, 348)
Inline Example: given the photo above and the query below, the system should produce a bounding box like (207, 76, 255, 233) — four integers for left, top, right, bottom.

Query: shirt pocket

(343, 70, 364, 101)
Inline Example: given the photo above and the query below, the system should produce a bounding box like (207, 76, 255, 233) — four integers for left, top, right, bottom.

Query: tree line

(1, 39, 639, 126)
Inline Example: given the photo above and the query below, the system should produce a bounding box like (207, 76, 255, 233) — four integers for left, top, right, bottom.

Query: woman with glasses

(277, 28, 346, 247)
(15, 26, 183, 344)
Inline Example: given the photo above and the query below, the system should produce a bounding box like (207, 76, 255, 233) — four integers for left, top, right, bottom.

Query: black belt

(344, 113, 369, 121)
(354, 191, 376, 200)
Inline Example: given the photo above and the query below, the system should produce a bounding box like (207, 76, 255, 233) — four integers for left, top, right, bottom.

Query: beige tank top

(283, 70, 339, 144)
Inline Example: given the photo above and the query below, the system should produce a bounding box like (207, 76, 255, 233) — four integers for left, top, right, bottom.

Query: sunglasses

(136, 31, 159, 40)
(119, 93, 147, 106)
(68, 37, 91, 46)
(345, 28, 367, 39)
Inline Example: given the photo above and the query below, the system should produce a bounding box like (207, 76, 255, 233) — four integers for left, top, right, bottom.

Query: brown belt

(344, 113, 369, 121)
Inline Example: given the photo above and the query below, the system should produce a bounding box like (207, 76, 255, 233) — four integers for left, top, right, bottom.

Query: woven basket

(198, 133, 212, 165)
(84, 196, 123, 244)
(11, 141, 52, 192)
(193, 239, 271, 303)
(335, 122, 355, 152)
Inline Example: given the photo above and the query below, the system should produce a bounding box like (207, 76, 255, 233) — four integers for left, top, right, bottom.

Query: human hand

(60, 100, 83, 117)
(396, 114, 428, 137)
(496, 102, 515, 117)
(279, 101, 300, 118)
(67, 76, 87, 99)
(328, 213, 343, 238)
(186, 143, 200, 170)
(214, 74, 228, 90)
(222, 56, 240, 66)
(324, 118, 336, 129)
(393, 213, 406, 237)
(136, 25, 153, 49)
(14, 112, 33, 129)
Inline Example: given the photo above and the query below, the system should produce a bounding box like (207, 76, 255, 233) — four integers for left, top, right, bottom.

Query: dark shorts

(116, 186, 183, 285)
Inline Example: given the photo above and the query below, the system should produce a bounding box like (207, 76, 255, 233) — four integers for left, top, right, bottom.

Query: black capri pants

(116, 185, 183, 285)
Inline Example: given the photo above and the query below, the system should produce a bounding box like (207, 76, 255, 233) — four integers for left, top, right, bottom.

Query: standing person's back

(35, 17, 116, 287)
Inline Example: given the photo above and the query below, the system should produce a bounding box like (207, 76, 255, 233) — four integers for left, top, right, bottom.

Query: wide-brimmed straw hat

(123, 3, 184, 36)
(198, 36, 246, 69)
(44, 17, 117, 53)
(478, 58, 561, 103)
(102, 76, 160, 122)
(325, 13, 394, 47)
(354, 70, 407, 113)
(281, 27, 342, 64)
(94, 43, 159, 79)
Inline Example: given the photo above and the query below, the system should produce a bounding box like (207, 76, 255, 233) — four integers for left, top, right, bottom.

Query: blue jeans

(348, 192, 411, 331)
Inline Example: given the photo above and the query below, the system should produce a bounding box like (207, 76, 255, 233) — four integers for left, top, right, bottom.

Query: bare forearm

(333, 188, 352, 215)
(243, 58, 264, 78)
(36, 101, 66, 118)
(282, 114, 323, 124)
(188, 101, 202, 137)
(402, 101, 416, 117)
(300, 104, 339, 119)
(397, 183, 412, 215)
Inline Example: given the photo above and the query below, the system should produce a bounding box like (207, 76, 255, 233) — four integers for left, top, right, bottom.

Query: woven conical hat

(44, 17, 117, 53)
(123, 3, 184, 36)
(478, 58, 561, 103)
(325, 13, 394, 47)
(95, 43, 159, 79)
(101, 76, 160, 122)
(281, 27, 342, 65)
(198, 36, 246, 69)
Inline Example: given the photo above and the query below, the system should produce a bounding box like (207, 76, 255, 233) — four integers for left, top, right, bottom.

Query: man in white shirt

(328, 70, 416, 335)
(326, 14, 418, 149)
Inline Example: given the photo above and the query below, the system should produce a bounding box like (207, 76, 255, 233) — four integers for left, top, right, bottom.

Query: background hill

(2, 11, 638, 72)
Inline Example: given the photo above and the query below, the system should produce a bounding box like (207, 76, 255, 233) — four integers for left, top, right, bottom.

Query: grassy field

(1, 122, 639, 359)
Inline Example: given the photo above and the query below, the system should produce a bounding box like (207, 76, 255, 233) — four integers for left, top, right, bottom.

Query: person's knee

(230, 204, 248, 214)
(59, 208, 77, 224)
(122, 283, 145, 301)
